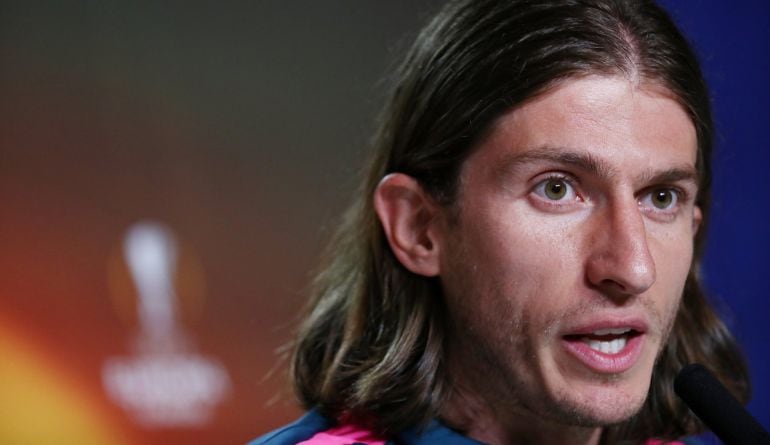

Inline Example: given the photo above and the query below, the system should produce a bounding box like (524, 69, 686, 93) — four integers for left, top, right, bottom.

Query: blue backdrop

(659, 0, 770, 433)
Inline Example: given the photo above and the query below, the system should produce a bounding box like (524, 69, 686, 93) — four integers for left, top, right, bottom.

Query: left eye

(641, 188, 678, 210)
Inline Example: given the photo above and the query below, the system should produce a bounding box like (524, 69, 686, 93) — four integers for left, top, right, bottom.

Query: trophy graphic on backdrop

(124, 222, 187, 353)
(102, 221, 231, 428)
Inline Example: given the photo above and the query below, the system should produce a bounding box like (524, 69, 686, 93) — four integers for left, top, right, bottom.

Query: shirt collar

(393, 419, 485, 445)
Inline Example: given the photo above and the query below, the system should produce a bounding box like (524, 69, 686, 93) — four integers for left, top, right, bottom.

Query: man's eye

(641, 188, 679, 211)
(533, 177, 576, 201)
(652, 189, 674, 209)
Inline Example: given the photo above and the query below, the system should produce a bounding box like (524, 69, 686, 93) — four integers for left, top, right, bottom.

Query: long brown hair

(290, 0, 750, 442)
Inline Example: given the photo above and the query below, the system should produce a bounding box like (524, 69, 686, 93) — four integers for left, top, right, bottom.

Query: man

(253, 0, 749, 443)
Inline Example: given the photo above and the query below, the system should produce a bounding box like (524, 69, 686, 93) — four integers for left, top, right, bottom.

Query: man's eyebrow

(639, 166, 699, 187)
(496, 146, 617, 179)
(496, 146, 699, 186)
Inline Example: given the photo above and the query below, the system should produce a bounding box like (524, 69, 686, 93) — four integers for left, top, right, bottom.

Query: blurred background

(0, 1, 767, 444)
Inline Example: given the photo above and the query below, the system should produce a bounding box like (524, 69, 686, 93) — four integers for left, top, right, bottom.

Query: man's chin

(545, 385, 648, 428)
(573, 404, 643, 428)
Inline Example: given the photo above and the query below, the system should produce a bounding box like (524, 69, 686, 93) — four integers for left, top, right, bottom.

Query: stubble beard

(439, 215, 687, 432)
(445, 292, 682, 432)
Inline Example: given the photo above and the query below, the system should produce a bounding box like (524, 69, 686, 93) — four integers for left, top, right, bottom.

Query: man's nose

(585, 199, 656, 299)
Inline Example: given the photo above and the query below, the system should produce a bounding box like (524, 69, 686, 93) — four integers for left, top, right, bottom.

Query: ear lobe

(373, 173, 441, 277)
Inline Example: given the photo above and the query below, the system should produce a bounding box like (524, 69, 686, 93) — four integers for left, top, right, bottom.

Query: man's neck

(439, 382, 603, 445)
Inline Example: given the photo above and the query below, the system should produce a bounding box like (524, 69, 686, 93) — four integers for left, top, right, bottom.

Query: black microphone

(674, 363, 770, 445)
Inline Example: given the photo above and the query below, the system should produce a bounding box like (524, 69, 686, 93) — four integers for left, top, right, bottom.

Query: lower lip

(561, 334, 645, 374)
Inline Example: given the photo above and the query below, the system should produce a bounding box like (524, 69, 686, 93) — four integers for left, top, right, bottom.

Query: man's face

(437, 75, 700, 427)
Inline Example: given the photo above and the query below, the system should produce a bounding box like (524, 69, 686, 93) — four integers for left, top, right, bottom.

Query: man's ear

(693, 205, 703, 235)
(373, 173, 441, 277)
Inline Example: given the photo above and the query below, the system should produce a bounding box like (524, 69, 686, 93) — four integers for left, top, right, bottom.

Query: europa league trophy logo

(102, 221, 231, 427)
(124, 223, 187, 353)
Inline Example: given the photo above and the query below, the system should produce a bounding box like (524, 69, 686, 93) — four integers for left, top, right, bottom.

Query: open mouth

(561, 327, 646, 373)
(565, 328, 643, 355)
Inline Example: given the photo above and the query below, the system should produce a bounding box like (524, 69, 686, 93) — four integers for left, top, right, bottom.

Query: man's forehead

(468, 76, 699, 181)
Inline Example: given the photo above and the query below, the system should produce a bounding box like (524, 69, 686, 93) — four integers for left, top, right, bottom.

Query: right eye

(532, 177, 578, 202)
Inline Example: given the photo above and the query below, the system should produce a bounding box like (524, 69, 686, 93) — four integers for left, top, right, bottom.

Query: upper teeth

(592, 328, 631, 336)
(587, 337, 627, 354)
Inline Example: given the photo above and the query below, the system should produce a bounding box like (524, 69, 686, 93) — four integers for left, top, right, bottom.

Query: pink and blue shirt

(250, 410, 693, 445)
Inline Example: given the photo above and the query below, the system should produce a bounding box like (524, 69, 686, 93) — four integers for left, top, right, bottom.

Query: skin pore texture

(375, 75, 701, 445)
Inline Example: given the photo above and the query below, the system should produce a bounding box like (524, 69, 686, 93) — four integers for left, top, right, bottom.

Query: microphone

(674, 363, 770, 445)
